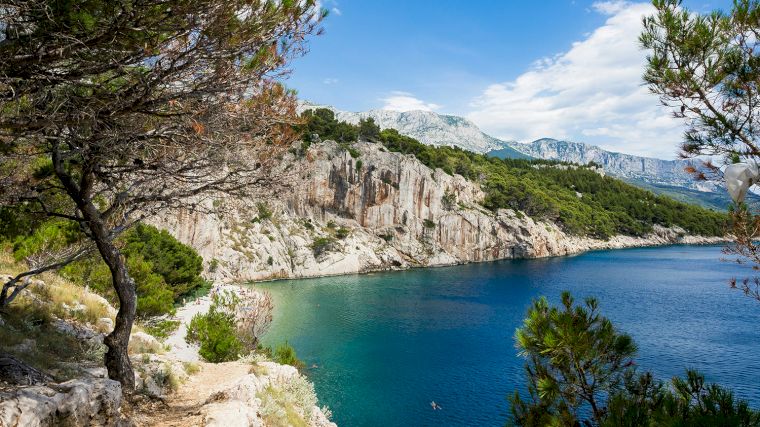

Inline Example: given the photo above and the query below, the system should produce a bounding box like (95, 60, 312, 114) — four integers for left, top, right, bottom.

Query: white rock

(202, 400, 262, 427)
(151, 140, 726, 284)
(128, 331, 162, 354)
(0, 378, 122, 426)
(96, 317, 113, 333)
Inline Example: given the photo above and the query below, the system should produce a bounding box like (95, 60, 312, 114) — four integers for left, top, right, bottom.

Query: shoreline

(237, 238, 730, 286)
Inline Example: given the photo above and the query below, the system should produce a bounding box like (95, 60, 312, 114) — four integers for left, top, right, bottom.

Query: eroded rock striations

(154, 140, 724, 283)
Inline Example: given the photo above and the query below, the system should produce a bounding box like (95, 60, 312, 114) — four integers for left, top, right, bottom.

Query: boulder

(201, 400, 262, 427)
(0, 378, 122, 426)
(128, 331, 162, 354)
(96, 317, 114, 333)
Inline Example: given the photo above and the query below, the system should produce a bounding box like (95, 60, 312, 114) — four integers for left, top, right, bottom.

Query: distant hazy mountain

(502, 138, 713, 191)
(301, 104, 731, 209)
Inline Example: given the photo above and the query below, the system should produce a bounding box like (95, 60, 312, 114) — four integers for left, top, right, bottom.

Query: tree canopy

(0, 0, 323, 390)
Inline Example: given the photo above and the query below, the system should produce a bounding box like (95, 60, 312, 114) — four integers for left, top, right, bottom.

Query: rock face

(506, 138, 712, 191)
(155, 140, 724, 283)
(0, 378, 122, 426)
(302, 105, 728, 201)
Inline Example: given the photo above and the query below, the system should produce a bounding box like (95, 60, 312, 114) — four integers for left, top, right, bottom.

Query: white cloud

(331, 7, 342, 16)
(323, 77, 339, 85)
(381, 92, 441, 112)
(467, 1, 683, 159)
(592, 0, 630, 15)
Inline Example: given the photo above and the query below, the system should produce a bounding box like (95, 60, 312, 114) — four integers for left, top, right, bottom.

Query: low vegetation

(186, 289, 274, 363)
(8, 220, 208, 318)
(299, 109, 727, 239)
(258, 374, 324, 427)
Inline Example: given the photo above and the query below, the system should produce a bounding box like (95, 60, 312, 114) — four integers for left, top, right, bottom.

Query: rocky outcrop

(0, 378, 122, 426)
(154, 140, 725, 283)
(200, 362, 335, 427)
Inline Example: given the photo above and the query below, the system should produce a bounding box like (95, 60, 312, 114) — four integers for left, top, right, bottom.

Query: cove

(254, 245, 760, 426)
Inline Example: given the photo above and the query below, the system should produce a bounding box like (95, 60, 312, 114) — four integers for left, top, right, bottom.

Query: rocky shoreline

(154, 140, 727, 284)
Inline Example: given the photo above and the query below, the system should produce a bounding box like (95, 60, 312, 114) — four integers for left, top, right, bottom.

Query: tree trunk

(52, 152, 137, 392)
(101, 250, 137, 393)
(78, 203, 137, 393)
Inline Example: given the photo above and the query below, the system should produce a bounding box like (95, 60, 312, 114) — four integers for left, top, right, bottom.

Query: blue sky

(287, 1, 733, 158)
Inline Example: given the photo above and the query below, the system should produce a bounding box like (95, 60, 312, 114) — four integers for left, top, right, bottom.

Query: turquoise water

(255, 246, 760, 426)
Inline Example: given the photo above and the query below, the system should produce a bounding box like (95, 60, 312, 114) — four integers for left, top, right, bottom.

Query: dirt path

(133, 285, 250, 426)
(137, 360, 251, 426)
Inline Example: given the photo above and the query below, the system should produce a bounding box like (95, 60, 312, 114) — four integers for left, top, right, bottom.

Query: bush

(423, 219, 436, 229)
(121, 223, 205, 298)
(310, 237, 336, 257)
(256, 202, 273, 221)
(273, 341, 305, 370)
(186, 299, 242, 363)
(186, 289, 274, 362)
(257, 374, 322, 427)
(57, 223, 205, 317)
(334, 227, 350, 239)
(144, 319, 181, 341)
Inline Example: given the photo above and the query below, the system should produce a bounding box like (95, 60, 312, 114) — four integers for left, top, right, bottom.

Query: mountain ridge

(300, 103, 729, 210)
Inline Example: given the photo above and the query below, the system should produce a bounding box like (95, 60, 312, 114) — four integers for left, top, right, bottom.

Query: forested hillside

(299, 109, 727, 239)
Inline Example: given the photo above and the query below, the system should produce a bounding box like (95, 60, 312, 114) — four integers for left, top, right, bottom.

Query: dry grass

(256, 375, 320, 427)
(0, 303, 105, 380)
(1, 248, 114, 327)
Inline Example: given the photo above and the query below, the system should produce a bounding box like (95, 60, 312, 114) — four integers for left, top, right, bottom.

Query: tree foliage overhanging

(9, 221, 207, 318)
(510, 292, 760, 426)
(0, 0, 322, 389)
(299, 108, 727, 239)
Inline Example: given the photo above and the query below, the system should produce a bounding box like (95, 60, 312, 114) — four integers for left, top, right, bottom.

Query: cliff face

(155, 141, 723, 283)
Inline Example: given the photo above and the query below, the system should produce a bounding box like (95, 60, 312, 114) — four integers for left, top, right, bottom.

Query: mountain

(502, 138, 709, 190)
(301, 104, 531, 159)
(301, 104, 729, 210)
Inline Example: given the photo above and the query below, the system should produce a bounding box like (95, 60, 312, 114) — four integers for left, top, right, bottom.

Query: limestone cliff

(154, 140, 724, 283)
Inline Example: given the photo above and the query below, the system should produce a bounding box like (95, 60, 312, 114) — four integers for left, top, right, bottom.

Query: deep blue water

(255, 246, 760, 426)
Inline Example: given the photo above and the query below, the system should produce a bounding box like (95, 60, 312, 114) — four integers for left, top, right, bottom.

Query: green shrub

(334, 227, 350, 239)
(347, 147, 360, 159)
(355, 159, 363, 172)
(144, 319, 181, 341)
(256, 202, 273, 221)
(273, 341, 305, 370)
(186, 297, 242, 363)
(57, 223, 206, 317)
(423, 219, 436, 229)
(121, 223, 205, 299)
(310, 237, 336, 257)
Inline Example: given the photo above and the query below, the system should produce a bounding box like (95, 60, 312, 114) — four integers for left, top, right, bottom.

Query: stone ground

(133, 361, 251, 427)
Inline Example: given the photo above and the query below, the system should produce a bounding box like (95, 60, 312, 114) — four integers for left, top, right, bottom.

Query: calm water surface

(254, 246, 760, 426)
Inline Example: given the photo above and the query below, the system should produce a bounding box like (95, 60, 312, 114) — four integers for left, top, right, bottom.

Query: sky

(287, 0, 733, 159)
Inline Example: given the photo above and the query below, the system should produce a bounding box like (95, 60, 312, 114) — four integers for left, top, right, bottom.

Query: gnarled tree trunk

(80, 206, 136, 393)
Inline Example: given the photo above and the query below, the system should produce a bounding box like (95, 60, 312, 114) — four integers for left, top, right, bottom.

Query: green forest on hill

(298, 108, 727, 239)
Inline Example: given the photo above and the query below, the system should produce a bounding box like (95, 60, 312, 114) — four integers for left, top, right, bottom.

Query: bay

(255, 245, 760, 426)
